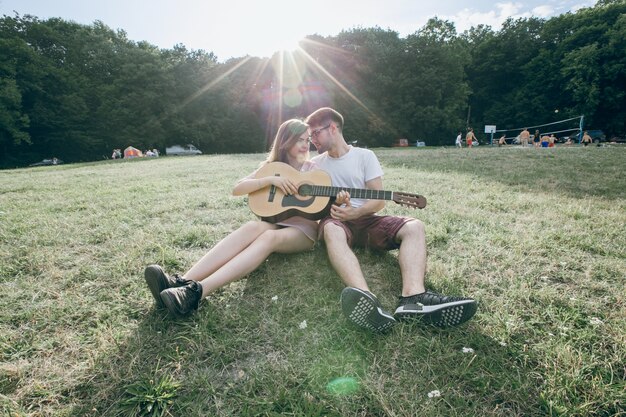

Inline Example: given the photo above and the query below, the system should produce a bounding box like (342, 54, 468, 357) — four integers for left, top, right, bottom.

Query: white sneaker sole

(341, 287, 396, 333)
(144, 265, 167, 308)
(395, 299, 477, 327)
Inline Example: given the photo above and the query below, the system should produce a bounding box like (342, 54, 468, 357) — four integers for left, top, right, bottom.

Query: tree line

(1, 0, 624, 167)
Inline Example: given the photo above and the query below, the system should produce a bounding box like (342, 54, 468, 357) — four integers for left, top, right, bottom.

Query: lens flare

(326, 377, 360, 396)
(283, 88, 303, 107)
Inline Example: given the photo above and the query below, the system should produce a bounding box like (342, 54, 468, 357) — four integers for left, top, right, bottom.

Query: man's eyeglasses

(311, 124, 331, 139)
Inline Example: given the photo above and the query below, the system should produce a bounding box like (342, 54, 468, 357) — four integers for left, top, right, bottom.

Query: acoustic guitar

(248, 162, 427, 223)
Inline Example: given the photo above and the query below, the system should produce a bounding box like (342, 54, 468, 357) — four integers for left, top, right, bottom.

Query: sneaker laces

(172, 273, 191, 286)
(174, 281, 202, 311)
(187, 281, 203, 309)
(400, 291, 469, 306)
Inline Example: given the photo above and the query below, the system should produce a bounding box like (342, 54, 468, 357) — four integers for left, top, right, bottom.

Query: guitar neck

(308, 185, 394, 201)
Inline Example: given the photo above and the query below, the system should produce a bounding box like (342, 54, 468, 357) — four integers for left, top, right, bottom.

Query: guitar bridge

(267, 173, 280, 202)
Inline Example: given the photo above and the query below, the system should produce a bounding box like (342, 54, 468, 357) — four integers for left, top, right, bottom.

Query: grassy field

(1, 146, 624, 416)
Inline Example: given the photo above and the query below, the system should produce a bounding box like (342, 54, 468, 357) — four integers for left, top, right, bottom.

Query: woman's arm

(232, 175, 299, 196)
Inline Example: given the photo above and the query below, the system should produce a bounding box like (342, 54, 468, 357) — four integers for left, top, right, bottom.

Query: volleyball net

(489, 115, 584, 144)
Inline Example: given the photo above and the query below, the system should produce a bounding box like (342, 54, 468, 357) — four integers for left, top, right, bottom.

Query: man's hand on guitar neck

(333, 190, 350, 206)
(330, 192, 356, 221)
(330, 190, 382, 221)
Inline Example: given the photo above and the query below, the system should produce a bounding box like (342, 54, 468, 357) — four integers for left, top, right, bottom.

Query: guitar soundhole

(298, 184, 313, 196)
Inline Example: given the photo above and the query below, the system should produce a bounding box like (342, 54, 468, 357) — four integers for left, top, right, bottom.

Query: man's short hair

(306, 107, 344, 131)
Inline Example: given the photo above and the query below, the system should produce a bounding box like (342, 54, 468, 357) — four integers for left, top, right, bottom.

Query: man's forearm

(355, 200, 385, 217)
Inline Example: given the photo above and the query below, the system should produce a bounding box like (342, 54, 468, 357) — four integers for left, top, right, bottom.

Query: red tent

(124, 146, 142, 159)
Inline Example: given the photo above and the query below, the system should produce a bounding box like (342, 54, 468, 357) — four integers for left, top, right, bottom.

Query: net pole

(578, 115, 585, 143)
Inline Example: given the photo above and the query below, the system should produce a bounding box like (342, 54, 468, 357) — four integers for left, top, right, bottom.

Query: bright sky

(1, 0, 596, 61)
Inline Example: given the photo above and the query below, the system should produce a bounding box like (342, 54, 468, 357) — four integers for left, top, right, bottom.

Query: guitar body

(248, 162, 333, 223)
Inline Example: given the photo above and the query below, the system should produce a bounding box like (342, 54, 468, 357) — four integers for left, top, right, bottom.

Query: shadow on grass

(66, 249, 548, 416)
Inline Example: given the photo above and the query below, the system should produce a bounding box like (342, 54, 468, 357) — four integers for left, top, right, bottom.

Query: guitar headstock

(392, 192, 427, 209)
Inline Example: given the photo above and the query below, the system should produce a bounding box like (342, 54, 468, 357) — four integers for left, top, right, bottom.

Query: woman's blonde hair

(265, 119, 309, 164)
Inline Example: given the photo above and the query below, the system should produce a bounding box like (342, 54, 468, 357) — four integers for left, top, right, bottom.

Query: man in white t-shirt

(306, 107, 477, 333)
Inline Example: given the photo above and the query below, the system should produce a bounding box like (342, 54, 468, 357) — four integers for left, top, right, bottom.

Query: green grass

(1, 146, 624, 416)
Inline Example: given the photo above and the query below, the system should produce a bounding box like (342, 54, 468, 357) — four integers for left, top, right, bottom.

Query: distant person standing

(541, 135, 550, 148)
(520, 128, 530, 147)
(534, 130, 540, 148)
(498, 134, 506, 147)
(466, 128, 477, 148)
(582, 131, 592, 146)
(455, 132, 463, 148)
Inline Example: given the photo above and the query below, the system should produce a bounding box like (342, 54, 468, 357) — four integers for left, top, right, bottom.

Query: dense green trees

(463, 1, 626, 136)
(0, 14, 265, 167)
(1, 1, 624, 167)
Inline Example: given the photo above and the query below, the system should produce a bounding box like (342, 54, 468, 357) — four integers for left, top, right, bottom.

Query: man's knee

(398, 219, 425, 240)
(323, 222, 348, 244)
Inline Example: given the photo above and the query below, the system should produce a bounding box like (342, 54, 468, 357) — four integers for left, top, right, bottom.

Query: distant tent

(124, 146, 142, 159)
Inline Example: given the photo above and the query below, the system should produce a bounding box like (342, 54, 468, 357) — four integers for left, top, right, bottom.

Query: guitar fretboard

(308, 185, 393, 201)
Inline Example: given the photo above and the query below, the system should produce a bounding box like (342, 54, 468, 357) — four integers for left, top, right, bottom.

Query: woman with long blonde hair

(144, 119, 317, 317)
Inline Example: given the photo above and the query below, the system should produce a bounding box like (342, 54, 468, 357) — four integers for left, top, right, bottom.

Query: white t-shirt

(311, 146, 383, 209)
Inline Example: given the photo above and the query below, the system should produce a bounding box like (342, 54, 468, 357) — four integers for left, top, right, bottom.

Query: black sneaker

(160, 281, 203, 318)
(394, 291, 477, 327)
(340, 287, 396, 333)
(144, 264, 190, 308)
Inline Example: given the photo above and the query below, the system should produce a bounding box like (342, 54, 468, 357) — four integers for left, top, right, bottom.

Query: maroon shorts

(318, 215, 412, 251)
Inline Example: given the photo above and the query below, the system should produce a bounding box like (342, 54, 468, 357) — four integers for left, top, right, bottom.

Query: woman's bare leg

(183, 221, 277, 282)
(198, 227, 313, 297)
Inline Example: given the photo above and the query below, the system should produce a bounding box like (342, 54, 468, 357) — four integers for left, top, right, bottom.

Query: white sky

(0, 0, 596, 61)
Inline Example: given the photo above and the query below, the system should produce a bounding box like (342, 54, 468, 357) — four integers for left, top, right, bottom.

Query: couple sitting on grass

(144, 107, 477, 332)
